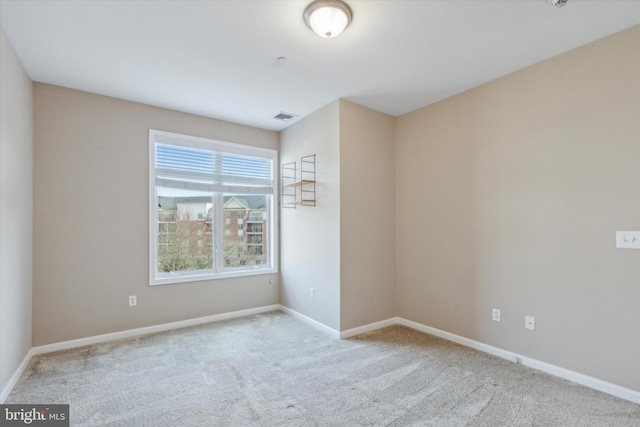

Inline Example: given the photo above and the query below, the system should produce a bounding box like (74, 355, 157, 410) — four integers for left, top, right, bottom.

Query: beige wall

(0, 27, 33, 398)
(279, 100, 396, 332)
(33, 84, 279, 346)
(395, 26, 640, 391)
(339, 100, 395, 330)
(280, 101, 342, 331)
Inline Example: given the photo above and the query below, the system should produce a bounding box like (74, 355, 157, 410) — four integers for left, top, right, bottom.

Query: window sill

(150, 267, 277, 286)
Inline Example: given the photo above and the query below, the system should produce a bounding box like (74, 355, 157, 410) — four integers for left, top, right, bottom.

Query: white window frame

(149, 129, 278, 286)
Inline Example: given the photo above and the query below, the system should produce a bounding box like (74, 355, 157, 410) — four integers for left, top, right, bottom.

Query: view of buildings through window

(157, 194, 268, 273)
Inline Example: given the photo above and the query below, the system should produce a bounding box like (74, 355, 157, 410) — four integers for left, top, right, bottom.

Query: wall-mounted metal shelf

(281, 160, 297, 208)
(281, 154, 316, 208)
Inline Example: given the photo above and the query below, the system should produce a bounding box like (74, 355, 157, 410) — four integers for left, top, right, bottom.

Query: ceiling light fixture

(303, 0, 353, 39)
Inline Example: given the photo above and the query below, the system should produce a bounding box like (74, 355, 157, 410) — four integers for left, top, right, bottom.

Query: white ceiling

(1, 1, 639, 131)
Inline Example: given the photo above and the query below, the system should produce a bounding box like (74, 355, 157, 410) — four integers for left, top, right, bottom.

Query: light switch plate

(616, 231, 640, 249)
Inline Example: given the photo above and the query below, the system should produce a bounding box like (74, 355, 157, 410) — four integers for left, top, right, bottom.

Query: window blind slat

(155, 178, 273, 195)
(155, 143, 274, 187)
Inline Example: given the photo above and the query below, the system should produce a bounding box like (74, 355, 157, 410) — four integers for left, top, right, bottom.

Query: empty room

(1, 0, 639, 425)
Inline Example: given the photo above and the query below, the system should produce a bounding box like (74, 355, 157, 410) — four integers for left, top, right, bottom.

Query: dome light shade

(304, 0, 353, 39)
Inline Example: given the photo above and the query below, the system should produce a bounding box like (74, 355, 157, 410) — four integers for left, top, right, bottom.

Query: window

(149, 130, 277, 285)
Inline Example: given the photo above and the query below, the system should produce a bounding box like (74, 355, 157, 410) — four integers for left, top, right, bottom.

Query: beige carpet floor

(8, 311, 640, 426)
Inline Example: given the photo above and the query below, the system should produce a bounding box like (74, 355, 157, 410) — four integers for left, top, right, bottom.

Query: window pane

(223, 195, 268, 268)
(157, 187, 213, 273)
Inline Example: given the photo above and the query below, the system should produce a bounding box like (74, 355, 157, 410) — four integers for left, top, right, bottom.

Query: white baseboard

(395, 318, 640, 405)
(278, 305, 340, 338)
(340, 317, 399, 339)
(517, 354, 640, 405)
(5, 306, 639, 406)
(397, 318, 518, 362)
(0, 348, 34, 403)
(274, 311, 640, 404)
(32, 304, 281, 355)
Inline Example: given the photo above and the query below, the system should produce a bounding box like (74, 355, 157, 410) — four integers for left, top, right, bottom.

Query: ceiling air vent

(273, 112, 297, 121)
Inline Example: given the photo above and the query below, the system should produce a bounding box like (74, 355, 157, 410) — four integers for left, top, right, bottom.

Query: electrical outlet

(310, 288, 315, 299)
(129, 295, 137, 307)
(525, 315, 535, 331)
(492, 308, 501, 322)
(616, 231, 640, 249)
